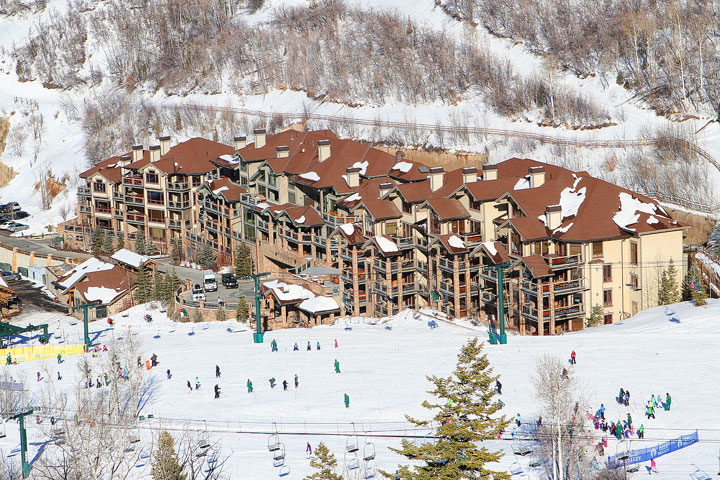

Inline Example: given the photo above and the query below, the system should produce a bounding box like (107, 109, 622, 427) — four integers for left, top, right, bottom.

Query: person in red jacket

(570, 351, 576, 365)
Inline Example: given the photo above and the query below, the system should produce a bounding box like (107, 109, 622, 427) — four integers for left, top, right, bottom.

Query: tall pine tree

(658, 259, 679, 305)
(235, 243, 253, 277)
(151, 431, 186, 480)
(386, 338, 509, 480)
(135, 232, 147, 255)
(102, 233, 114, 254)
(115, 235, 125, 252)
(134, 266, 152, 305)
(304, 442, 343, 480)
(236, 297, 249, 322)
(91, 228, 104, 256)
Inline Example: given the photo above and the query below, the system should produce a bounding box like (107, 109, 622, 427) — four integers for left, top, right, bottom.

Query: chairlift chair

(346, 452, 360, 471)
(363, 463, 376, 479)
(691, 467, 711, 480)
(511, 438, 532, 456)
(510, 461, 523, 475)
(362, 441, 375, 461)
(346, 435, 359, 453)
(128, 430, 141, 444)
(0, 422, 6, 439)
(199, 423, 211, 450)
(272, 443, 286, 462)
(278, 465, 290, 477)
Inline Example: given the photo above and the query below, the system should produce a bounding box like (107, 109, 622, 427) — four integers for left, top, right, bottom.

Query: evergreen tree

(304, 442, 343, 480)
(146, 240, 160, 255)
(386, 338, 510, 480)
(215, 308, 226, 322)
(171, 239, 184, 263)
(115, 235, 125, 252)
(236, 297, 249, 323)
(167, 268, 181, 298)
(197, 243, 215, 268)
(586, 304, 605, 327)
(102, 233, 114, 254)
(91, 228, 104, 256)
(191, 307, 204, 323)
(151, 431, 186, 480)
(135, 232, 147, 255)
(658, 259, 679, 305)
(684, 264, 707, 306)
(707, 221, 720, 257)
(235, 243, 253, 277)
(134, 266, 152, 304)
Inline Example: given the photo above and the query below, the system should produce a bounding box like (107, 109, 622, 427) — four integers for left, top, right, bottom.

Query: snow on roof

(340, 224, 355, 235)
(482, 241, 497, 256)
(0, 276, 8, 289)
(391, 161, 413, 173)
(537, 215, 547, 226)
(263, 280, 314, 303)
(213, 186, 229, 195)
(343, 192, 361, 203)
(514, 177, 530, 190)
(111, 248, 151, 268)
(553, 222, 573, 234)
(296, 215, 306, 224)
(351, 161, 369, 175)
(612, 192, 658, 231)
(58, 258, 114, 290)
(374, 235, 398, 253)
(647, 216, 659, 225)
(256, 202, 270, 210)
(219, 154, 238, 163)
(84, 286, 127, 304)
(300, 171, 321, 182)
(448, 235, 465, 249)
(697, 252, 720, 278)
(298, 295, 340, 314)
(559, 180, 586, 219)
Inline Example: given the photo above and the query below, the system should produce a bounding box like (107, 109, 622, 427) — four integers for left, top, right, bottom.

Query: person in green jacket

(271, 339, 278, 352)
(616, 419, 623, 439)
(269, 377, 276, 389)
(665, 393, 671, 411)
(618, 388, 625, 404)
(344, 393, 349, 408)
(5, 353, 10, 365)
(57, 353, 62, 364)
(247, 379, 253, 393)
(637, 424, 644, 439)
(626, 413, 632, 429)
(646, 404, 655, 419)
(334, 359, 340, 373)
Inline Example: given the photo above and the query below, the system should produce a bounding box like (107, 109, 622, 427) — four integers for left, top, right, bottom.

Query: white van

(203, 270, 218, 292)
(191, 284, 206, 302)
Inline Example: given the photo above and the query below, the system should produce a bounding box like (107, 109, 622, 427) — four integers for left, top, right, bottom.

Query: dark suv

(221, 273, 238, 288)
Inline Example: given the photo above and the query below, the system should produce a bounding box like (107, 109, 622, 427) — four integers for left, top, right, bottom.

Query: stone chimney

(131, 145, 144, 163)
(149, 145, 161, 163)
(159, 136, 171, 155)
(234, 136, 247, 150)
(529, 166, 546, 188)
(545, 205, 562, 230)
(318, 140, 331, 162)
(254, 128, 266, 149)
(428, 167, 444, 192)
(462, 167, 478, 184)
(345, 167, 360, 188)
(276, 146, 290, 158)
(482, 164, 497, 181)
(378, 182, 393, 198)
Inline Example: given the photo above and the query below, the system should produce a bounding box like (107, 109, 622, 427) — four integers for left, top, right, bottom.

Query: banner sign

(608, 431, 698, 468)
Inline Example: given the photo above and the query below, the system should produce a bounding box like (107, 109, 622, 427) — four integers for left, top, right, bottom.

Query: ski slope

(0, 299, 717, 478)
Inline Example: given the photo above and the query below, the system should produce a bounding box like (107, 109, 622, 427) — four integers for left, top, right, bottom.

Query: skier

(344, 393, 349, 408)
(187, 380, 193, 393)
(151, 353, 158, 367)
(5, 353, 10, 365)
(645, 403, 655, 419)
(137, 356, 142, 368)
(651, 394, 656, 407)
(624, 390, 630, 407)
(646, 458, 657, 474)
(570, 350, 576, 365)
(36, 372, 40, 382)
(167, 369, 172, 380)
(665, 393, 671, 411)
(316, 341, 321, 350)
(515, 413, 521, 427)
(247, 379, 253, 393)
(216, 365, 221, 378)
(214, 384, 221, 399)
(536, 416, 542, 427)
(283, 380, 288, 391)
(96, 377, 101, 388)
(599, 404, 605, 420)
(57, 353, 62, 364)
(294, 374, 299, 388)
(334, 339, 338, 348)
(104, 373, 109, 385)
(307, 341, 311, 351)
(627, 412, 632, 429)
(269, 377, 276, 389)
(306, 442, 312, 458)
(637, 424, 645, 439)
(271, 339, 278, 352)
(334, 359, 340, 373)
(195, 377, 201, 390)
(618, 388, 625, 404)
(293, 342, 299, 351)
(495, 379, 502, 394)
(57, 371, 62, 381)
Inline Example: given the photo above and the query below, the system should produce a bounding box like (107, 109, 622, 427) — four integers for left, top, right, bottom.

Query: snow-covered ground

(1, 299, 718, 478)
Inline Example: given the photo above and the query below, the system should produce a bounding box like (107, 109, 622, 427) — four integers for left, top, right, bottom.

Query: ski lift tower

(482, 263, 510, 344)
(242, 272, 269, 343)
(8, 408, 33, 478)
(71, 301, 100, 350)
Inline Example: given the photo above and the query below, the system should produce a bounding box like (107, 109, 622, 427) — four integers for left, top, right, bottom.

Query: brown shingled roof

(206, 178, 247, 203)
(424, 198, 470, 220)
(332, 223, 367, 245)
(75, 265, 134, 305)
(435, 234, 468, 254)
(355, 199, 402, 220)
(520, 255, 552, 278)
(280, 206, 324, 227)
(128, 137, 233, 175)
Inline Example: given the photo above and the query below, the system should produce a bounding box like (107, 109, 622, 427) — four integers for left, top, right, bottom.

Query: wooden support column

(452, 256, 460, 318)
(268, 218, 274, 244)
(537, 283, 544, 336)
(435, 251, 442, 312)
(310, 230, 316, 259)
(398, 258, 404, 310)
(368, 252, 376, 315)
(29, 252, 35, 266)
(519, 280, 525, 335)
(325, 237, 331, 263)
(352, 247, 360, 317)
(464, 254, 471, 317)
(11, 248, 17, 272)
(338, 251, 345, 316)
(280, 304, 286, 326)
(549, 281, 556, 335)
(386, 257, 392, 316)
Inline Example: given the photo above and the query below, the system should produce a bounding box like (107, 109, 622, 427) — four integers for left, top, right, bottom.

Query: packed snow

(111, 248, 151, 269)
(613, 192, 658, 231)
(350, 161, 369, 176)
(339, 223, 355, 235)
(553, 222, 574, 234)
(448, 234, 465, 249)
(299, 172, 321, 182)
(57, 258, 114, 290)
(483, 241, 498, 256)
(263, 280, 313, 302)
(559, 183, 586, 219)
(514, 177, 531, 190)
(212, 186, 229, 195)
(343, 192, 361, 203)
(1, 297, 718, 478)
(84, 286, 126, 304)
(295, 215, 306, 224)
(374, 235, 398, 253)
(297, 296, 340, 313)
(696, 252, 720, 277)
(391, 161, 413, 173)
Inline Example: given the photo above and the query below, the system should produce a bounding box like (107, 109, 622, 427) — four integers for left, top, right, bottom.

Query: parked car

(0, 271, 20, 281)
(0, 202, 20, 212)
(191, 284, 206, 302)
(6, 223, 28, 232)
(203, 269, 217, 292)
(221, 273, 238, 289)
(13, 211, 29, 219)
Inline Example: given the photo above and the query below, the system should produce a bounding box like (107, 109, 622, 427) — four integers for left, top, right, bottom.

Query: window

(192, 176, 201, 187)
(603, 313, 613, 325)
(470, 198, 482, 211)
(93, 180, 106, 193)
(603, 264, 612, 283)
(430, 213, 441, 235)
(240, 162, 248, 173)
(603, 289, 612, 307)
(268, 172, 277, 187)
(630, 241, 638, 265)
(288, 191, 296, 205)
(385, 222, 397, 236)
(95, 305, 108, 318)
(569, 244, 582, 255)
(592, 242, 603, 257)
(147, 191, 164, 206)
(630, 273, 639, 290)
(401, 200, 412, 214)
(145, 171, 159, 184)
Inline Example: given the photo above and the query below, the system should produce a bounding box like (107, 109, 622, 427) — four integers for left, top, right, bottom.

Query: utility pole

(71, 301, 99, 350)
(242, 273, 269, 343)
(9, 408, 33, 478)
(483, 263, 510, 344)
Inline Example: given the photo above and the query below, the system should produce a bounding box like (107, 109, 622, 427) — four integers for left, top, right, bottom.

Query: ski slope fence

(608, 430, 698, 468)
(4, 344, 85, 364)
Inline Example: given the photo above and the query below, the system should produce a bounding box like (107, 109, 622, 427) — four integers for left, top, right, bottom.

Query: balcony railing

(322, 212, 360, 227)
(112, 192, 124, 202)
(167, 181, 190, 192)
(79, 205, 91, 214)
(147, 198, 165, 206)
(169, 219, 182, 229)
(542, 253, 582, 269)
(125, 195, 144, 206)
(95, 207, 112, 215)
(168, 200, 190, 210)
(522, 278, 584, 296)
(147, 216, 165, 226)
(126, 213, 145, 224)
(123, 177, 143, 186)
(78, 186, 90, 196)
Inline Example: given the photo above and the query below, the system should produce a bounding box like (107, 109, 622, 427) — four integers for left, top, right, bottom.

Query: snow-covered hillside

(3, 299, 719, 478)
(1, 0, 719, 232)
